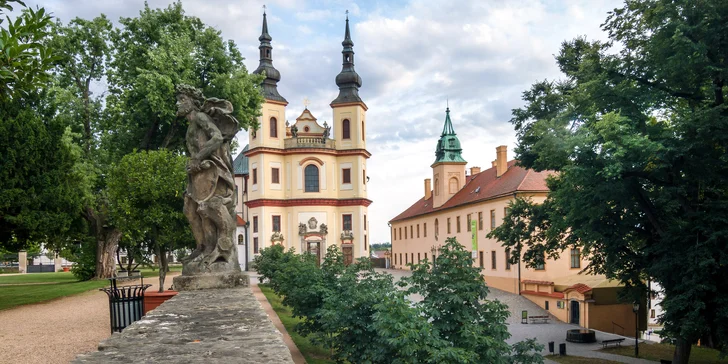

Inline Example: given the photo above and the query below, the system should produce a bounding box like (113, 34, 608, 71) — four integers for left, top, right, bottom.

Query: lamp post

(633, 302, 640, 357)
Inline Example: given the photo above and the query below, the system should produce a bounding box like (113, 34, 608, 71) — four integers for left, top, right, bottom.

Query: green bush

(70, 241, 96, 281)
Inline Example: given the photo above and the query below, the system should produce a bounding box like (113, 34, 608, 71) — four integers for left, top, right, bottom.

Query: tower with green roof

(432, 107, 467, 208)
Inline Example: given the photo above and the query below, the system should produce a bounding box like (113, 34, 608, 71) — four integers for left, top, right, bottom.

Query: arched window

(435, 218, 439, 236)
(342, 119, 350, 139)
(434, 178, 439, 196)
(304, 164, 319, 192)
(237, 234, 244, 245)
(362, 120, 365, 140)
(270, 117, 278, 138)
(449, 177, 459, 194)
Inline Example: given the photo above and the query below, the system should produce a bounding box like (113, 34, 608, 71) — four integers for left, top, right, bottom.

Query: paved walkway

(0, 272, 179, 364)
(248, 272, 307, 364)
(377, 268, 656, 364)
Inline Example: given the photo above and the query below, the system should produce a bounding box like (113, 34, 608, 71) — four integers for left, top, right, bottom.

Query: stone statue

(323, 121, 331, 140)
(319, 223, 328, 235)
(291, 124, 298, 138)
(175, 84, 240, 276)
(298, 223, 307, 235)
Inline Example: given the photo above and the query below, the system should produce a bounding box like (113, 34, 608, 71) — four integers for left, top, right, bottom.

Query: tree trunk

(157, 245, 168, 293)
(95, 229, 120, 279)
(673, 337, 692, 364)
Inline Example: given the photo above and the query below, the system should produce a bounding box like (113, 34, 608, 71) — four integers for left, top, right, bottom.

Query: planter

(143, 290, 178, 314)
(62, 267, 70, 272)
(117, 270, 128, 277)
(566, 329, 596, 343)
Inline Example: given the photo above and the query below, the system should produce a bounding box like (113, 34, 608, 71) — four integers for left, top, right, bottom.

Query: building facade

(390, 109, 642, 336)
(243, 13, 372, 265)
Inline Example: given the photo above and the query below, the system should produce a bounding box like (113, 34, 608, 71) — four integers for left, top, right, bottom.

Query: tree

(490, 1, 728, 362)
(107, 150, 194, 292)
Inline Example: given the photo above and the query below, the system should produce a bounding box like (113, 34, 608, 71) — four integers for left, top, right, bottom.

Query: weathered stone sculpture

(173, 85, 247, 290)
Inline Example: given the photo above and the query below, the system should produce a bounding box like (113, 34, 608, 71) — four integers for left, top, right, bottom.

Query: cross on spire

(303, 97, 310, 109)
(263, 4, 266, 14)
(345, 9, 349, 19)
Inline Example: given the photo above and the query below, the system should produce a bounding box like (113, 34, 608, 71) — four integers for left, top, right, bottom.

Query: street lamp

(632, 302, 640, 358)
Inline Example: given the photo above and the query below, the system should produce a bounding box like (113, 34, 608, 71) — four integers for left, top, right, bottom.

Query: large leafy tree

(489, 1, 728, 362)
(107, 150, 194, 291)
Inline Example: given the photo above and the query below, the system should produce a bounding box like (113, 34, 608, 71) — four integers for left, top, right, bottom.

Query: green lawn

(259, 284, 334, 364)
(547, 355, 622, 364)
(0, 271, 78, 284)
(0, 280, 109, 310)
(602, 342, 728, 363)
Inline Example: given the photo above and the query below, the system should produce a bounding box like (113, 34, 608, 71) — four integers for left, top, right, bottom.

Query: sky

(31, 0, 622, 245)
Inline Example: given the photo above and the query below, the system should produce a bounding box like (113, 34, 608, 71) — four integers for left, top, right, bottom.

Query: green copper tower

(432, 107, 466, 166)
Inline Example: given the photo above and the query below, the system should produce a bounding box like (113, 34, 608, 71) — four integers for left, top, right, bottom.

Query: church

(239, 12, 371, 266)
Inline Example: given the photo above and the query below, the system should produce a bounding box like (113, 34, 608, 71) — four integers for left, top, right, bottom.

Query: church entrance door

(342, 246, 353, 266)
(307, 241, 321, 267)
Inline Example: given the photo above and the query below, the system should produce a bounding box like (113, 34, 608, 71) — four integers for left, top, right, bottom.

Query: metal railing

(612, 321, 625, 335)
(101, 278, 151, 333)
(284, 137, 335, 149)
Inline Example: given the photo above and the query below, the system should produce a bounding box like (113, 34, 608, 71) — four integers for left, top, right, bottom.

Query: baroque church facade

(242, 13, 371, 265)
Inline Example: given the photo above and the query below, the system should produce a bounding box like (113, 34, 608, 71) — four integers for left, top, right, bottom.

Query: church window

(363, 170, 366, 184)
(270, 117, 278, 138)
(449, 177, 459, 194)
(449, 139, 456, 147)
(272, 215, 281, 232)
(304, 165, 319, 192)
(253, 216, 258, 233)
(364, 214, 367, 230)
(342, 119, 351, 139)
(238, 234, 244, 245)
(343, 214, 352, 230)
(304, 126, 310, 132)
(253, 238, 259, 254)
(252, 168, 258, 185)
(271, 168, 280, 184)
(364, 235, 367, 250)
(362, 121, 365, 140)
(342, 168, 351, 184)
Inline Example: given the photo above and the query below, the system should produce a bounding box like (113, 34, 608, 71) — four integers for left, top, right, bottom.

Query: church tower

(331, 14, 367, 151)
(432, 107, 466, 208)
(250, 10, 287, 150)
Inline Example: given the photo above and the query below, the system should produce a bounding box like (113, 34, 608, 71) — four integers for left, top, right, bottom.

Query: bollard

(548, 341, 554, 354)
(559, 343, 567, 356)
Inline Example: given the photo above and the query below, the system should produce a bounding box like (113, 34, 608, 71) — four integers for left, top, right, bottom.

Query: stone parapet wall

(74, 287, 294, 363)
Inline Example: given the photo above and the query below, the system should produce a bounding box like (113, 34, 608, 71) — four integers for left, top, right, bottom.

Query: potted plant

(62, 266, 70, 272)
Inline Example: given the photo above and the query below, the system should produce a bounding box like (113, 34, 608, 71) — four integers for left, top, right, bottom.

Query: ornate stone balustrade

(284, 137, 335, 149)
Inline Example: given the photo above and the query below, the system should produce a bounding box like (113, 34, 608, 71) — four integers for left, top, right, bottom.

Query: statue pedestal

(172, 272, 249, 291)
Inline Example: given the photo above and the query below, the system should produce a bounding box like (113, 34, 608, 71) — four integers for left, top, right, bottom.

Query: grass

(259, 284, 334, 364)
(0, 271, 78, 284)
(602, 342, 728, 363)
(0, 280, 109, 311)
(547, 355, 622, 364)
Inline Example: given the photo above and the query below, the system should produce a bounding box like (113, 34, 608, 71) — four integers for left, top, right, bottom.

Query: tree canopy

(489, 1, 728, 362)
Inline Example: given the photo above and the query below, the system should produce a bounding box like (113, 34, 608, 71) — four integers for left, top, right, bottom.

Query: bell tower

(432, 107, 466, 208)
(251, 10, 287, 150)
(331, 14, 366, 151)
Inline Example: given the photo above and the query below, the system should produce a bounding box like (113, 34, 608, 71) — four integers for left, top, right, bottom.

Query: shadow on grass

(0, 280, 109, 311)
(601, 342, 728, 363)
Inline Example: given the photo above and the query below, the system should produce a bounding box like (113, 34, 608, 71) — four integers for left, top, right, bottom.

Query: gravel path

(0, 272, 179, 364)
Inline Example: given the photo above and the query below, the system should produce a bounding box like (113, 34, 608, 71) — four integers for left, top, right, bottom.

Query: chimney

(491, 160, 497, 167)
(424, 178, 432, 200)
(496, 145, 508, 177)
(470, 166, 481, 175)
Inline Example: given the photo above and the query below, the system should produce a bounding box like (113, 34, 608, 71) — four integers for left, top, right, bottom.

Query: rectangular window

(424, 252, 427, 262)
(364, 235, 367, 250)
(253, 237, 259, 254)
(253, 216, 258, 233)
(405, 227, 408, 239)
(456, 216, 461, 233)
(417, 224, 420, 238)
(417, 253, 421, 262)
(545, 301, 549, 311)
(570, 248, 581, 268)
(411, 253, 414, 265)
(363, 170, 366, 185)
(478, 212, 483, 230)
(490, 209, 496, 229)
(491, 251, 496, 270)
(399, 227, 402, 240)
(535, 254, 545, 270)
(410, 226, 413, 239)
(364, 215, 367, 230)
(479, 251, 484, 268)
(253, 168, 258, 185)
(447, 218, 451, 234)
(467, 214, 472, 231)
(394, 254, 397, 265)
(650, 309, 655, 318)
(272, 215, 281, 232)
(505, 248, 511, 270)
(342, 168, 351, 184)
(271, 168, 280, 184)
(400, 253, 402, 265)
(343, 214, 352, 231)
(424, 223, 427, 237)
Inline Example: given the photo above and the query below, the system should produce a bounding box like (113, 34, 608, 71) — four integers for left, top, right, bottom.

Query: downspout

(388, 222, 393, 268)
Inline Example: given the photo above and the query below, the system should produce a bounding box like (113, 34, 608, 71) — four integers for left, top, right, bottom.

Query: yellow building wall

(249, 101, 286, 150)
(521, 294, 569, 323)
(332, 104, 366, 150)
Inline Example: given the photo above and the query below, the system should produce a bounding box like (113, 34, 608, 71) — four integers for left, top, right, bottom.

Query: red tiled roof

(521, 290, 565, 299)
(564, 283, 592, 294)
(236, 214, 246, 226)
(389, 161, 552, 222)
(522, 280, 554, 286)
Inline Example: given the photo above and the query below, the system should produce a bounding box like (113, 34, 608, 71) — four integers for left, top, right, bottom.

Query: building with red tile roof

(389, 109, 641, 337)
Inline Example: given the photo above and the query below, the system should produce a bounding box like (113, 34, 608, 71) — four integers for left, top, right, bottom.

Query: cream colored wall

(332, 104, 366, 150)
(431, 163, 466, 208)
(521, 294, 569, 322)
(249, 101, 286, 150)
(248, 204, 368, 259)
(234, 175, 245, 213)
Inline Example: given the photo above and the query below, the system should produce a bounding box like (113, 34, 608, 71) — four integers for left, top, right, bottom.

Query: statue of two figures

(175, 84, 240, 276)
